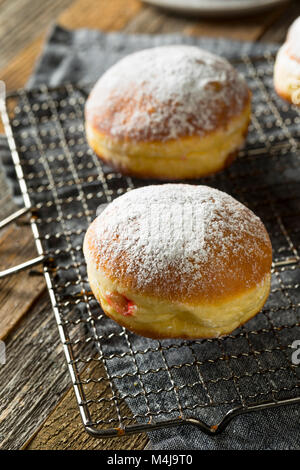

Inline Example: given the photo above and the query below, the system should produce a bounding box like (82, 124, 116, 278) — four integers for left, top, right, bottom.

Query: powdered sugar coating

(287, 16, 300, 59)
(90, 185, 272, 302)
(277, 43, 300, 77)
(85, 45, 250, 142)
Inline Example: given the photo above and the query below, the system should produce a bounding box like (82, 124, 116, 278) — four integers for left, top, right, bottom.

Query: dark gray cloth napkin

(1, 24, 300, 450)
(27, 24, 279, 89)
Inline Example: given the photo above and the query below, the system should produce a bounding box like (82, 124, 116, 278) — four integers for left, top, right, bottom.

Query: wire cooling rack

(0, 51, 300, 438)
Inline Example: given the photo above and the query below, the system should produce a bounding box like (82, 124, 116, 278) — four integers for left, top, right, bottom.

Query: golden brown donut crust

(85, 46, 251, 143)
(84, 185, 272, 305)
(86, 89, 251, 143)
(84, 107, 250, 180)
(86, 266, 271, 339)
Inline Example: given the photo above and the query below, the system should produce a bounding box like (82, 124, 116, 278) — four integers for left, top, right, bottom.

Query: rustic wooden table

(0, 0, 300, 451)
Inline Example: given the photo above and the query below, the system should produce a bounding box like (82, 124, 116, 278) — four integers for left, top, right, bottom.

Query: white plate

(142, 0, 290, 17)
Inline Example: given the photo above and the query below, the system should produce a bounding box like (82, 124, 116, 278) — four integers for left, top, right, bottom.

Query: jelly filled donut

(83, 184, 272, 339)
(274, 17, 300, 105)
(85, 46, 251, 179)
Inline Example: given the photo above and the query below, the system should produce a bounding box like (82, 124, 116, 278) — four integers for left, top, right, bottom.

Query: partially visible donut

(83, 184, 272, 339)
(287, 16, 300, 42)
(85, 46, 251, 179)
(274, 17, 300, 105)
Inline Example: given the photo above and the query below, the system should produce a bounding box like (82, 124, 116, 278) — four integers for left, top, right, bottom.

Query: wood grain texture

(0, 291, 69, 449)
(59, 0, 142, 31)
(0, 0, 143, 92)
(25, 359, 148, 450)
(184, 5, 288, 40)
(0, 0, 73, 70)
(0, 257, 147, 449)
(0, 223, 46, 340)
(123, 1, 288, 39)
(0, 35, 45, 92)
(259, 0, 300, 41)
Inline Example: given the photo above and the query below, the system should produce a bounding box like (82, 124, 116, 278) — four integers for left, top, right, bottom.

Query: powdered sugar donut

(274, 17, 300, 105)
(83, 184, 272, 339)
(287, 16, 300, 42)
(85, 46, 251, 179)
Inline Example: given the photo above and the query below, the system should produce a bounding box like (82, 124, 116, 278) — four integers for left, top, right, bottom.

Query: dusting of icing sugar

(277, 43, 300, 77)
(288, 16, 300, 38)
(288, 16, 300, 59)
(85, 45, 250, 142)
(93, 184, 271, 301)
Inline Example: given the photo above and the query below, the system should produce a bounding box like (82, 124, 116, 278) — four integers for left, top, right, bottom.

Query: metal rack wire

(0, 51, 300, 438)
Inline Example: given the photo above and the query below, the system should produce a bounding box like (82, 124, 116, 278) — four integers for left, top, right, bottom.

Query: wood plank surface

(0, 285, 147, 450)
(0, 0, 73, 70)
(0, 223, 45, 340)
(123, 2, 286, 39)
(59, 0, 142, 31)
(0, 36, 45, 93)
(0, 0, 143, 93)
(0, 0, 299, 451)
(24, 359, 148, 450)
(0, 291, 69, 449)
(259, 0, 300, 41)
